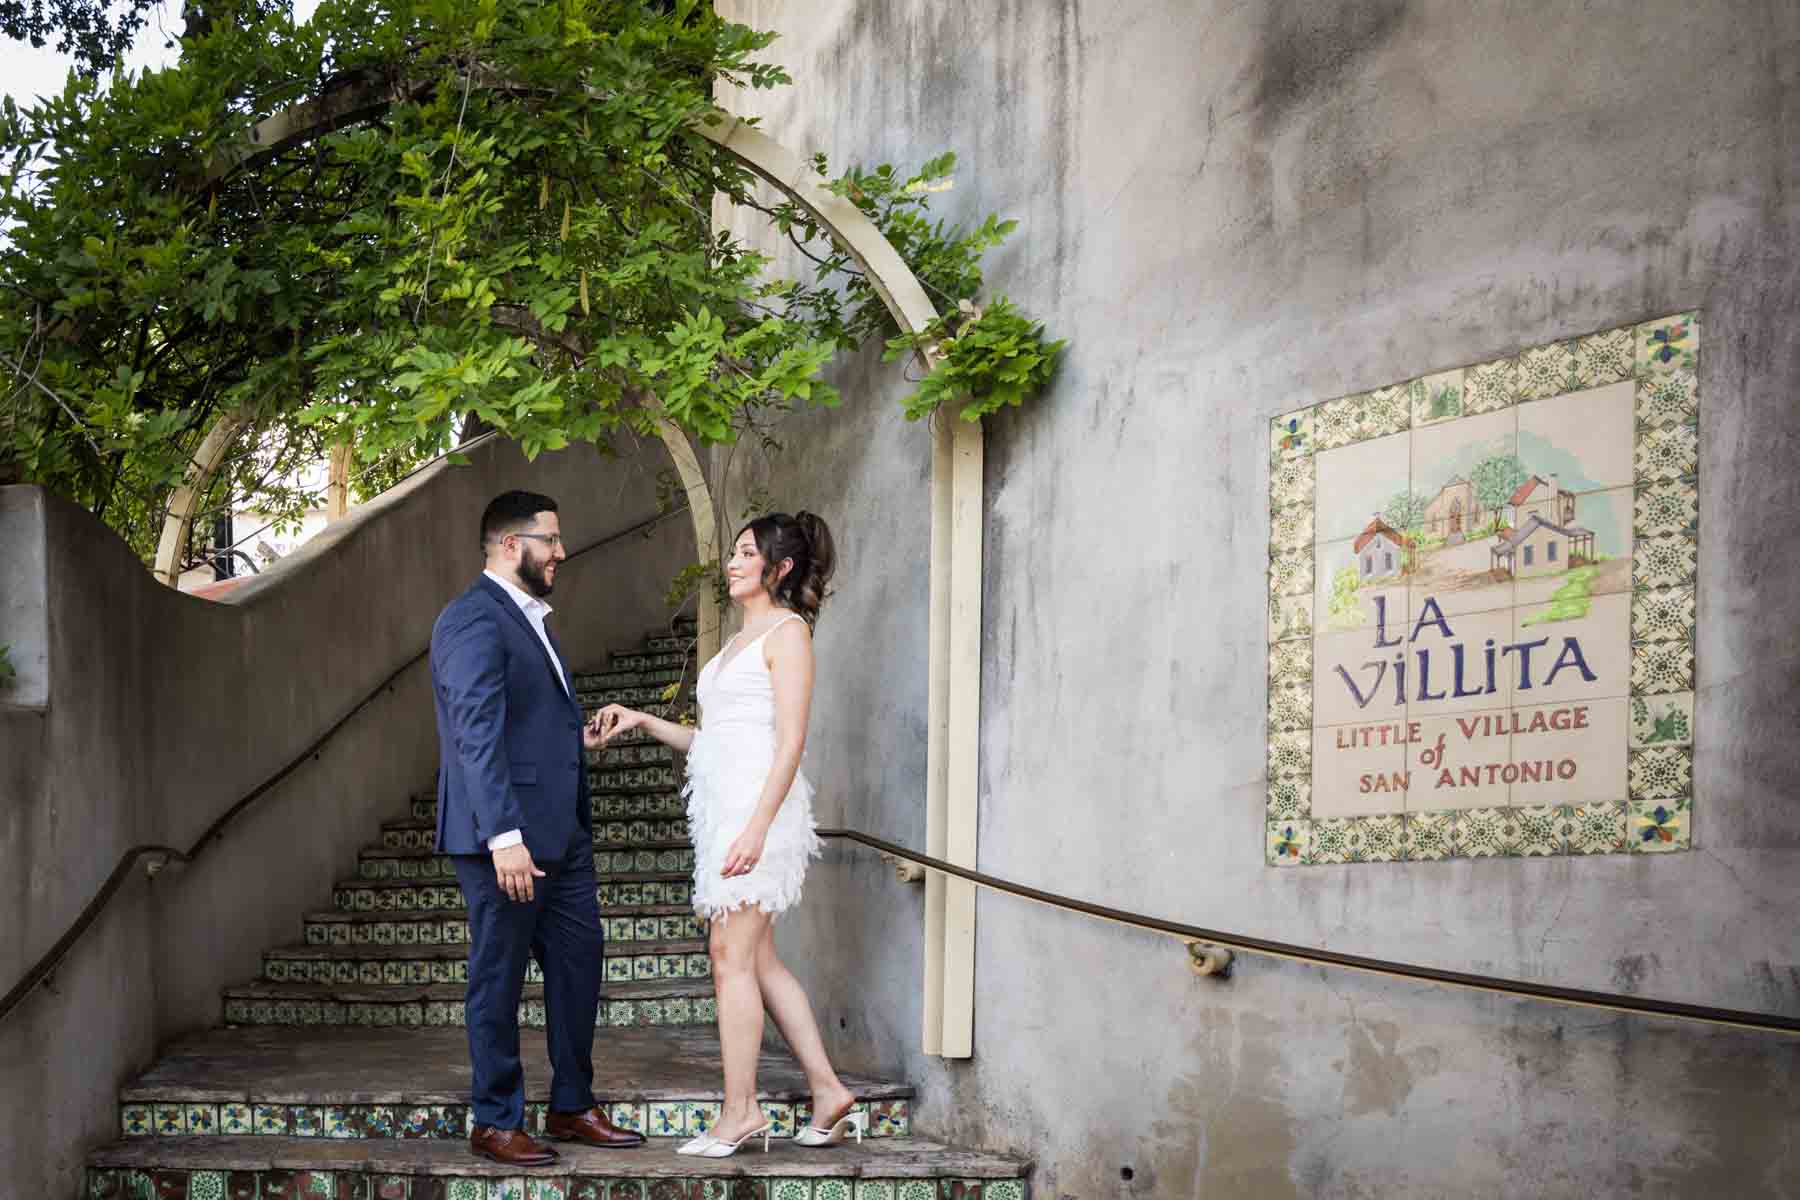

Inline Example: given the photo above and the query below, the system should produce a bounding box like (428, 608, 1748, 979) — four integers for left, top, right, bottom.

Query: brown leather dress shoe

(470, 1125, 560, 1166)
(545, 1106, 647, 1148)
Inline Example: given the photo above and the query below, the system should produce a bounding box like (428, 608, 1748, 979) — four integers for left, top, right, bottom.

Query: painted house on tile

(1354, 516, 1408, 581)
(1508, 474, 1576, 529)
(1422, 476, 1486, 541)
(1491, 514, 1595, 577)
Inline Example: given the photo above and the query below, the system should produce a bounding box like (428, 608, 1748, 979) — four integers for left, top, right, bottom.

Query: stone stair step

(86, 1136, 1027, 1199)
(112, 1027, 921, 1145)
(352, 847, 695, 882)
(333, 876, 694, 914)
(303, 908, 702, 948)
(266, 941, 709, 988)
(379, 819, 691, 851)
(222, 979, 714, 1031)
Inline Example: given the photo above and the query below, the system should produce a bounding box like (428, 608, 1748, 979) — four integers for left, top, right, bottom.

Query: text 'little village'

(1335, 595, 1599, 795)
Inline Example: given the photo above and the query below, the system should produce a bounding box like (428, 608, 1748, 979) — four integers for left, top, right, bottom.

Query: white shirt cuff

(486, 829, 524, 851)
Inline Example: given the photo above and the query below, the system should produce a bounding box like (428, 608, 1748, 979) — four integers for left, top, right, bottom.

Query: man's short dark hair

(481, 490, 558, 547)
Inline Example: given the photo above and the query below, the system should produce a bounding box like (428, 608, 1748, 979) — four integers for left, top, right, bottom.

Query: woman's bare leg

(754, 922, 856, 1127)
(708, 906, 772, 1142)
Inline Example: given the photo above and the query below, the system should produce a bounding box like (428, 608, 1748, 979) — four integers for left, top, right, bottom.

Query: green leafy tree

(0, 0, 1061, 565)
(1471, 453, 1529, 514)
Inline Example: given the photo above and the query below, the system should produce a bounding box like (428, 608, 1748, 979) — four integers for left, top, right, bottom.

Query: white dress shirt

(481, 569, 572, 852)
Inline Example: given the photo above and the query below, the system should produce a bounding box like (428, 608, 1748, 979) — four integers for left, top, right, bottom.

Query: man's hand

(493, 842, 546, 902)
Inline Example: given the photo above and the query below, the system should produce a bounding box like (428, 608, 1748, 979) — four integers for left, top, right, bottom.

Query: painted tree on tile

(1471, 453, 1530, 514)
(1384, 488, 1427, 531)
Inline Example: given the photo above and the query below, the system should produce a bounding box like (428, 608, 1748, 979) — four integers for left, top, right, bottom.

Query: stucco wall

(713, 2, 1800, 1195)
(0, 430, 695, 1196)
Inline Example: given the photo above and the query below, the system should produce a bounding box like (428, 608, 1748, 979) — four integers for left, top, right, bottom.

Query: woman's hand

(721, 824, 769, 878)
(590, 704, 645, 747)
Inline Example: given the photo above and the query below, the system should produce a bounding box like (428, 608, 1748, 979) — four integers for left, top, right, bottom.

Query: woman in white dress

(592, 511, 864, 1157)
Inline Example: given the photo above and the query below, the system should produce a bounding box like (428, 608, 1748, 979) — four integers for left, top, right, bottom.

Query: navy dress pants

(452, 847, 603, 1129)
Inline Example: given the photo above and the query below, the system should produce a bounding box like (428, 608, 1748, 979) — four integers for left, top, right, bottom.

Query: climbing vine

(0, 1, 1063, 565)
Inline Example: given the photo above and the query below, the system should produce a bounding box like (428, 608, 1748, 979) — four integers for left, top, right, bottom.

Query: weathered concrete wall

(714, 2, 1800, 1195)
(0, 430, 694, 1196)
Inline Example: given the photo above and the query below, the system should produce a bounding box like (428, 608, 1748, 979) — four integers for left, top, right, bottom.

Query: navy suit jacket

(430, 575, 591, 860)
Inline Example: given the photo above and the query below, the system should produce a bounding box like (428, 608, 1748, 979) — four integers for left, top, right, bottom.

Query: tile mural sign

(1266, 314, 1699, 864)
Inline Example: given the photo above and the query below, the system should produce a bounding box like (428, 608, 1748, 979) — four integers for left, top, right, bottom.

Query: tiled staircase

(84, 627, 1028, 1199)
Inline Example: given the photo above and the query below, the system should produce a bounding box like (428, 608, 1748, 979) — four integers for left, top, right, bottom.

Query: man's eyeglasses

(510, 532, 564, 548)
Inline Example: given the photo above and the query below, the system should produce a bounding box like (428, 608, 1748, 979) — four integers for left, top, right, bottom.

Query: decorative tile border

(222, 994, 717, 1030)
(1266, 313, 1700, 864)
(86, 1170, 1008, 1200)
(116, 1098, 909, 1143)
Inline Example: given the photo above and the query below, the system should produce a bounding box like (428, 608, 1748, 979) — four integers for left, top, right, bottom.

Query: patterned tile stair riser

(409, 794, 688, 824)
(116, 1098, 914, 1142)
(380, 821, 692, 851)
(86, 1171, 1022, 1200)
(221, 992, 718, 1031)
(578, 646, 692, 673)
(332, 879, 696, 913)
(262, 949, 713, 987)
(571, 664, 689, 687)
(303, 914, 706, 947)
(352, 850, 696, 882)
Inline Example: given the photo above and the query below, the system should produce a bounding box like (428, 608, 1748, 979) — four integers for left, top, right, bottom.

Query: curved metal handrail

(816, 827, 1800, 1039)
(0, 506, 688, 1028)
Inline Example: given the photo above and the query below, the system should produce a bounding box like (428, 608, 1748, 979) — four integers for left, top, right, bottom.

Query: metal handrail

(815, 827, 1800, 1038)
(0, 506, 688, 1028)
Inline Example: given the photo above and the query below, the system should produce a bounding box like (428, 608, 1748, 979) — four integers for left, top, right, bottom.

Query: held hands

(590, 703, 645, 746)
(721, 823, 768, 879)
(492, 842, 546, 903)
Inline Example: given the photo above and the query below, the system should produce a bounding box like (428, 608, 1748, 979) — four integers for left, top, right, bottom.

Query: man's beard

(518, 548, 555, 598)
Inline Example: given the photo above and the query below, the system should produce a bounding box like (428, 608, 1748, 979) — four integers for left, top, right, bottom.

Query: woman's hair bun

(739, 511, 836, 625)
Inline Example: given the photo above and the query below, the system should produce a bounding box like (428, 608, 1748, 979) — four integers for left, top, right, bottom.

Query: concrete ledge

(0, 486, 50, 710)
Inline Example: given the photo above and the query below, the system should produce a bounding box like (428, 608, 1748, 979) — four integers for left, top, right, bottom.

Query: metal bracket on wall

(879, 851, 927, 884)
(1187, 942, 1235, 979)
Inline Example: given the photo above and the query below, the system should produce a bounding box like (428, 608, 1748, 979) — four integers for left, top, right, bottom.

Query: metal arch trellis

(202, 78, 985, 1057)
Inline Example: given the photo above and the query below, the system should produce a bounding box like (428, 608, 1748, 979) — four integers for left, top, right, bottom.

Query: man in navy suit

(431, 490, 645, 1165)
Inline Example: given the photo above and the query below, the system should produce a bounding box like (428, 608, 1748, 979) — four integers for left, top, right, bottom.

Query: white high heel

(676, 1120, 773, 1158)
(794, 1108, 867, 1148)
